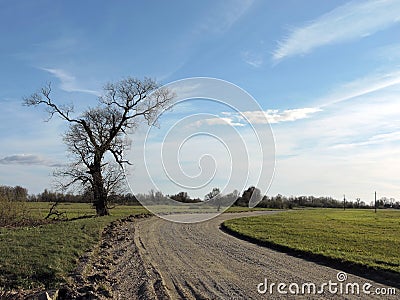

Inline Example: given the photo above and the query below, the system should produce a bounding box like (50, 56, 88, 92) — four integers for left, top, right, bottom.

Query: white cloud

(273, 0, 400, 61)
(41, 68, 99, 95)
(195, 107, 322, 127)
(197, 117, 246, 127)
(244, 107, 322, 124)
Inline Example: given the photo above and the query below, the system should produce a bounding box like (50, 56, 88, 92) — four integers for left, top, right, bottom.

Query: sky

(1, 0, 400, 203)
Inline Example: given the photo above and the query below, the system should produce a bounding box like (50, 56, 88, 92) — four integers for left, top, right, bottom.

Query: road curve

(134, 211, 397, 299)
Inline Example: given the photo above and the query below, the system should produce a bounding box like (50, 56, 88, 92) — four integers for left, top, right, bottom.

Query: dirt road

(133, 211, 398, 299)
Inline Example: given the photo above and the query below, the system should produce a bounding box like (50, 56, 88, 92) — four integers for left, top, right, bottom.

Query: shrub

(0, 194, 28, 227)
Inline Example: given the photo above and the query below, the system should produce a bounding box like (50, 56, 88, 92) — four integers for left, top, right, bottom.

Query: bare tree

(205, 187, 221, 211)
(24, 77, 175, 216)
(204, 188, 220, 201)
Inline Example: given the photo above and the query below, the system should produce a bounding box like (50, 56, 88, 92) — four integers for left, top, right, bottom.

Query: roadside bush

(0, 194, 28, 227)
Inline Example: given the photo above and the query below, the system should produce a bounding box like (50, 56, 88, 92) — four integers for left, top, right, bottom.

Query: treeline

(27, 189, 141, 205)
(374, 197, 400, 209)
(233, 186, 345, 209)
(27, 189, 203, 205)
(261, 193, 400, 209)
(0, 185, 28, 202)
(256, 194, 357, 209)
(237, 186, 400, 209)
(136, 190, 202, 204)
(28, 189, 85, 203)
(1, 184, 399, 210)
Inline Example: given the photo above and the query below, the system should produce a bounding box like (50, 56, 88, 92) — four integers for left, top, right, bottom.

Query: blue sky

(1, 0, 400, 202)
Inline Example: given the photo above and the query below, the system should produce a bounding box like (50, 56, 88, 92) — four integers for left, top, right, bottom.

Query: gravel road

(133, 211, 398, 300)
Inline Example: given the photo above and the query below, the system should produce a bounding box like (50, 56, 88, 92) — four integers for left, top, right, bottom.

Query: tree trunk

(92, 159, 109, 216)
(94, 194, 109, 216)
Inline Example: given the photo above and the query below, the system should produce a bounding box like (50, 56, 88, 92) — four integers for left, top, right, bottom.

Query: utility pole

(343, 194, 346, 211)
(375, 191, 377, 213)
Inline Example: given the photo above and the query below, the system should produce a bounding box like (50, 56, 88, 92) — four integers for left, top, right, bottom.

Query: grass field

(24, 202, 271, 219)
(0, 202, 271, 290)
(223, 209, 400, 274)
(24, 202, 149, 219)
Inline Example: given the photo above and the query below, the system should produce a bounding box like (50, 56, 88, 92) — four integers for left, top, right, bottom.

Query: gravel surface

(133, 211, 398, 299)
(72, 215, 170, 300)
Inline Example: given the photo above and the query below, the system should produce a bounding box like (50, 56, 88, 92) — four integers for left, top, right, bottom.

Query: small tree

(0, 185, 28, 226)
(24, 77, 174, 216)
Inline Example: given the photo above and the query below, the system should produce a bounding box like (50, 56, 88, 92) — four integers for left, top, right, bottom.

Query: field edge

(220, 217, 400, 289)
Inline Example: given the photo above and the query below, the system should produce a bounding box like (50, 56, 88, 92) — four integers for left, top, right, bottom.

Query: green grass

(25, 202, 149, 219)
(0, 204, 149, 290)
(223, 209, 400, 273)
(225, 206, 276, 213)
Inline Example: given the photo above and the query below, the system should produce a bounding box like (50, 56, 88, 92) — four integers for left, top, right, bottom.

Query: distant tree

(0, 185, 28, 202)
(205, 187, 221, 211)
(204, 188, 220, 201)
(154, 190, 165, 203)
(170, 191, 190, 203)
(0, 185, 28, 226)
(168, 191, 201, 204)
(234, 186, 261, 207)
(24, 77, 174, 216)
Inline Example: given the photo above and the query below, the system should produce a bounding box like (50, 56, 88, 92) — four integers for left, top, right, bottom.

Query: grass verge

(222, 209, 400, 275)
(0, 205, 149, 290)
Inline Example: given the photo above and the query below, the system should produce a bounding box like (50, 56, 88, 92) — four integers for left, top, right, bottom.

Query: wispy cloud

(41, 68, 99, 95)
(375, 43, 400, 62)
(273, 0, 400, 61)
(0, 154, 64, 167)
(241, 50, 263, 68)
(319, 70, 400, 107)
(199, 0, 254, 34)
(14, 36, 81, 62)
(161, 0, 255, 80)
(170, 82, 203, 100)
(217, 0, 254, 33)
(332, 131, 400, 149)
